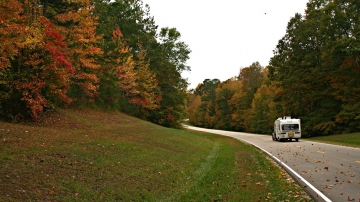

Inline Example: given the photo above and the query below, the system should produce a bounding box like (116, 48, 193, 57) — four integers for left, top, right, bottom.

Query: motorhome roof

(277, 116, 293, 120)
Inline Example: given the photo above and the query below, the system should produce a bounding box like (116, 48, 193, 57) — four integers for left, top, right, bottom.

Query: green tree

(233, 62, 264, 131)
(248, 68, 277, 134)
(95, 1, 191, 128)
(214, 79, 237, 130)
(192, 79, 220, 128)
(269, 0, 360, 136)
(148, 27, 191, 128)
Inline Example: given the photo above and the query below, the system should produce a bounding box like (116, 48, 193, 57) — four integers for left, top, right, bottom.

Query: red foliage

(56, 0, 103, 101)
(129, 98, 149, 106)
(15, 80, 47, 119)
(166, 113, 175, 121)
(107, 97, 115, 102)
(112, 28, 123, 40)
(41, 17, 74, 74)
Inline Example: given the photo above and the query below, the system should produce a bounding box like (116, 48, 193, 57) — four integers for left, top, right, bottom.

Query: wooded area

(0, 0, 190, 128)
(188, 0, 360, 136)
(1, 0, 359, 134)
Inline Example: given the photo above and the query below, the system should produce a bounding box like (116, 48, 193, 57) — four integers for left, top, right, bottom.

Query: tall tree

(55, 0, 103, 102)
(214, 79, 238, 130)
(132, 44, 160, 112)
(269, 0, 360, 136)
(233, 62, 264, 131)
(146, 27, 191, 128)
(95, 0, 191, 128)
(0, 0, 25, 69)
(322, 0, 360, 132)
(190, 79, 220, 128)
(248, 68, 277, 134)
(187, 93, 202, 125)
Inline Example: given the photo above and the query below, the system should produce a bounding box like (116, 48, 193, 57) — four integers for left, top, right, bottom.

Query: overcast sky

(142, 0, 309, 89)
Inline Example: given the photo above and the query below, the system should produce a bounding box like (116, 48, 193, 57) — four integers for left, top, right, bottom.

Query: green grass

(306, 132, 360, 148)
(0, 109, 312, 201)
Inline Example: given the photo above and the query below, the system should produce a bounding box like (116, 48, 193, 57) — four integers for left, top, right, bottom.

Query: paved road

(186, 126, 360, 202)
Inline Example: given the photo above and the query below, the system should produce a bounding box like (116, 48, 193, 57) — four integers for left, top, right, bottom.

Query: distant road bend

(186, 125, 360, 202)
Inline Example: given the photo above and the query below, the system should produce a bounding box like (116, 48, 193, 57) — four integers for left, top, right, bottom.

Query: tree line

(188, 0, 360, 136)
(0, 0, 190, 128)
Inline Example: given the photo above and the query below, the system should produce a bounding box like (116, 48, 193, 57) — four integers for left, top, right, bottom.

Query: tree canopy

(0, 0, 191, 128)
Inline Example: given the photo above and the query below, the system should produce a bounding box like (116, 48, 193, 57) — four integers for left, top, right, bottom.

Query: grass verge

(0, 109, 312, 201)
(306, 132, 360, 148)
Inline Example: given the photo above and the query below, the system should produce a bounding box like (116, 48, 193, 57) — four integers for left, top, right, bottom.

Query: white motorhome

(272, 116, 301, 142)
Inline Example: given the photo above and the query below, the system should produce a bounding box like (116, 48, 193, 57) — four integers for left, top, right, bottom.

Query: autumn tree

(1, 0, 192, 129)
(94, 0, 190, 128)
(0, 0, 26, 119)
(54, 0, 103, 103)
(0, 0, 73, 120)
(132, 44, 160, 112)
(0, 0, 25, 69)
(188, 63, 264, 132)
(187, 92, 202, 124)
(227, 80, 245, 131)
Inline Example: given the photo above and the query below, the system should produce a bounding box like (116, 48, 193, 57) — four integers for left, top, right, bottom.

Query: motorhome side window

(281, 124, 299, 130)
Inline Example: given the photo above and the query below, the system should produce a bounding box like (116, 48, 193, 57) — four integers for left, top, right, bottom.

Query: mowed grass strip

(0, 109, 312, 201)
(307, 132, 360, 148)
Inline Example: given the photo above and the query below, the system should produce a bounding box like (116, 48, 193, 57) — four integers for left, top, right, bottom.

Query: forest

(1, 0, 359, 135)
(188, 0, 360, 137)
(0, 0, 190, 128)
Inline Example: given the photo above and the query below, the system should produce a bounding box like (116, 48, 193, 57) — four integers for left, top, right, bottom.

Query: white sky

(142, 0, 309, 89)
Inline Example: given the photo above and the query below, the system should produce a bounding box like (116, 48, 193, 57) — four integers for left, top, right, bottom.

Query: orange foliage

(16, 80, 47, 119)
(0, 0, 26, 68)
(0, 0, 76, 119)
(56, 0, 103, 101)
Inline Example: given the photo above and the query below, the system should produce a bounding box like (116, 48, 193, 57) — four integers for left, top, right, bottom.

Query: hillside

(0, 109, 312, 201)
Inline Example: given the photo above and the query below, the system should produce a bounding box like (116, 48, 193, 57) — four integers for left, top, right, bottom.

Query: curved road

(186, 126, 360, 202)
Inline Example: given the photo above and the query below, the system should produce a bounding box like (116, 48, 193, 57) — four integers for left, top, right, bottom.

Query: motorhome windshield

(281, 124, 299, 130)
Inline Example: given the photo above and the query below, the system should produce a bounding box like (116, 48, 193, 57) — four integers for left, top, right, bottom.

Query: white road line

(185, 126, 333, 201)
(241, 139, 332, 202)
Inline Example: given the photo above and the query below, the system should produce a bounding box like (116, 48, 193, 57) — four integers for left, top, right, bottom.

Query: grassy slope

(305, 133, 360, 148)
(0, 109, 312, 201)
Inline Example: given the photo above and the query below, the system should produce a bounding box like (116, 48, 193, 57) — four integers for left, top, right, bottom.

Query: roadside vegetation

(306, 133, 360, 148)
(0, 109, 312, 201)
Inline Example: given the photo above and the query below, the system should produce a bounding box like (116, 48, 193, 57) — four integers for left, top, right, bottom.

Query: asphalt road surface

(186, 126, 360, 202)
